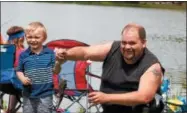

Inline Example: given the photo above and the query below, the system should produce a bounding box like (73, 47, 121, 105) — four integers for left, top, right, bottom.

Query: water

(1, 2, 186, 112)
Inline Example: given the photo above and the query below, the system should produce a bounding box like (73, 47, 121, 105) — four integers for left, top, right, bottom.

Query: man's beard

(123, 49, 139, 64)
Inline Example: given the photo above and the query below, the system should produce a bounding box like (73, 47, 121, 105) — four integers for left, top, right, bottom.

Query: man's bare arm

(60, 42, 113, 62)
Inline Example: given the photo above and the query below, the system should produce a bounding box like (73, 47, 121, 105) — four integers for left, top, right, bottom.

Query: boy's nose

(30, 38, 37, 42)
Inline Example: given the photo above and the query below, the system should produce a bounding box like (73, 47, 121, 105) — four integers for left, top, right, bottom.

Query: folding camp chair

(163, 96, 187, 113)
(46, 39, 102, 113)
(0, 44, 22, 113)
(53, 60, 102, 113)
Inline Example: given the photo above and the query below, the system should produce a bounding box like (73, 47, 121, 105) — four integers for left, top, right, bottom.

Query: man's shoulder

(110, 40, 121, 52)
(139, 48, 160, 67)
(103, 40, 121, 62)
(113, 40, 120, 45)
(142, 48, 165, 73)
(144, 48, 156, 56)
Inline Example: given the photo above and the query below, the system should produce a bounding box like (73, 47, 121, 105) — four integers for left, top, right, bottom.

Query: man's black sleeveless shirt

(100, 41, 165, 113)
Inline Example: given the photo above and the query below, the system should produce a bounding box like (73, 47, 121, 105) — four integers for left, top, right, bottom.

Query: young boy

(16, 22, 61, 113)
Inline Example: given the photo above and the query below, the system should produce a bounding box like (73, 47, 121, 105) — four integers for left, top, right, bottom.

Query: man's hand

(54, 48, 67, 63)
(88, 91, 108, 104)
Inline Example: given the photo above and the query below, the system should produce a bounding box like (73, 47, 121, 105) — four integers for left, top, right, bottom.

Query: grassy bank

(44, 1, 186, 11)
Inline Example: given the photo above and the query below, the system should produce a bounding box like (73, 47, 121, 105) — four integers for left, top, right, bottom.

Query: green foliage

(2, 100, 7, 110)
(78, 107, 85, 113)
(42, 1, 186, 11)
(182, 80, 186, 89)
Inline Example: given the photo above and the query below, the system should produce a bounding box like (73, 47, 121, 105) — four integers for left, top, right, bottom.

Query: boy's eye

(26, 36, 40, 39)
(35, 36, 40, 39)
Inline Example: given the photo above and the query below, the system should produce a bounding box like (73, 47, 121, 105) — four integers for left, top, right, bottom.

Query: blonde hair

(25, 22, 47, 40)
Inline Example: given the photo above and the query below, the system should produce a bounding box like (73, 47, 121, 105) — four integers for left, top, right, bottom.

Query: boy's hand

(20, 76, 32, 85)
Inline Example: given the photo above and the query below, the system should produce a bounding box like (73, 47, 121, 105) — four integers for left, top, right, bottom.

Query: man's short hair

(121, 23, 146, 40)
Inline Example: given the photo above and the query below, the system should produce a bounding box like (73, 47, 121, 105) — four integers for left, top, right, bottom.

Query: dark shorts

(102, 103, 163, 113)
(102, 104, 133, 113)
(0, 83, 21, 96)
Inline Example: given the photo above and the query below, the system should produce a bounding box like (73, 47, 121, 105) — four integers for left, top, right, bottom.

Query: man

(56, 23, 165, 113)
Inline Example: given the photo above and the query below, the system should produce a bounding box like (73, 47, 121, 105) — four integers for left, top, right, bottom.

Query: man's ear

(142, 39, 146, 48)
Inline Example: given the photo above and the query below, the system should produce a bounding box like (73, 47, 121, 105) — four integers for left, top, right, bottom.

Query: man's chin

(123, 57, 135, 64)
(124, 56, 133, 60)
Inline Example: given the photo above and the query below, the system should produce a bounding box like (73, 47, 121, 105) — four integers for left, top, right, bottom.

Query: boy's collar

(26, 46, 50, 55)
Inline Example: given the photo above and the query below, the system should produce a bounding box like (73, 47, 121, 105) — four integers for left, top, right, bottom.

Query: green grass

(41, 1, 186, 11)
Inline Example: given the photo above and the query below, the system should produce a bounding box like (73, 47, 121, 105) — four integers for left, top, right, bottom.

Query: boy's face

(26, 28, 46, 51)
